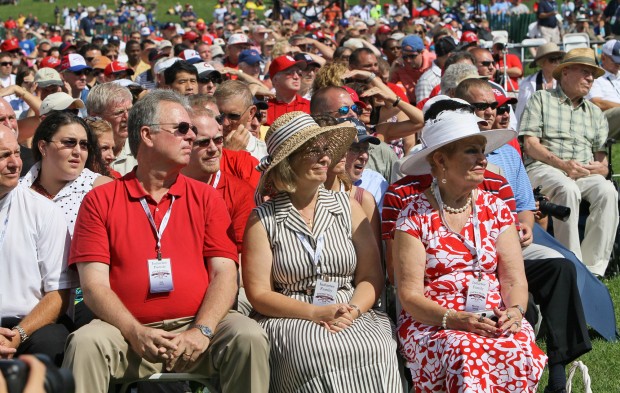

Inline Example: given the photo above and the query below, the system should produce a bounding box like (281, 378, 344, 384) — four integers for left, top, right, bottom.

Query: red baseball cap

(0, 38, 19, 52)
(104, 61, 134, 76)
(491, 87, 517, 107)
(40, 56, 62, 69)
(268, 55, 306, 77)
(183, 31, 200, 42)
(196, 22, 206, 31)
(461, 31, 479, 44)
(377, 25, 392, 34)
(342, 86, 368, 109)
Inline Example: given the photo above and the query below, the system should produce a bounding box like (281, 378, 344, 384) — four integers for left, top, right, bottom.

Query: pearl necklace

(431, 182, 471, 214)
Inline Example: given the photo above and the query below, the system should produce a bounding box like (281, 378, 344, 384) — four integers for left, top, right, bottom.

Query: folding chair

(562, 33, 590, 52)
(116, 373, 219, 393)
(521, 38, 548, 65)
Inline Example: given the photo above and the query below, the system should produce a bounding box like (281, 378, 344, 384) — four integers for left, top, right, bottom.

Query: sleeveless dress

(254, 188, 402, 393)
(394, 190, 547, 393)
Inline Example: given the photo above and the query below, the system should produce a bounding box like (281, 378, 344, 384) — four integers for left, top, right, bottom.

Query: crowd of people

(1, 0, 620, 392)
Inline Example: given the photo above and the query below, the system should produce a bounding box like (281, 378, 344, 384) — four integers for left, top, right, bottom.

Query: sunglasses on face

(480, 60, 495, 67)
(72, 70, 90, 77)
(198, 75, 223, 84)
(471, 101, 499, 111)
(50, 137, 89, 150)
(195, 135, 224, 147)
(150, 121, 198, 135)
(328, 105, 362, 116)
(402, 53, 420, 60)
(93, 70, 104, 77)
(0, 62, 12, 67)
(84, 57, 95, 62)
(547, 56, 563, 63)
(497, 105, 510, 115)
(348, 142, 369, 154)
(414, 30, 425, 35)
(216, 106, 250, 123)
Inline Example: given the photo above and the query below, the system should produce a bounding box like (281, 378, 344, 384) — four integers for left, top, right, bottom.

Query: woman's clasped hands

(312, 303, 357, 334)
(447, 307, 523, 338)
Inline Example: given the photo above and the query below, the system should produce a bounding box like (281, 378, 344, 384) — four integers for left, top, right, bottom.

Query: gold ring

(506, 312, 512, 320)
(511, 322, 520, 328)
(334, 322, 339, 327)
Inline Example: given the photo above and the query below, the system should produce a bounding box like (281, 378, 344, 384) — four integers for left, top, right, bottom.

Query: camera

(472, 310, 499, 322)
(533, 186, 571, 222)
(0, 354, 75, 393)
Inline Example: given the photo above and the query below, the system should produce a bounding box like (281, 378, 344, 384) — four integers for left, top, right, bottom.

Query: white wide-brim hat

(400, 110, 517, 176)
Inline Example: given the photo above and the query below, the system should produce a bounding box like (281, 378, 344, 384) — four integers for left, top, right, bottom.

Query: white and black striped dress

(254, 188, 402, 393)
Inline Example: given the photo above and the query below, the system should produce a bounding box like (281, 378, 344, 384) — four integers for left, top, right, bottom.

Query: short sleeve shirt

(266, 94, 311, 126)
(519, 86, 609, 169)
(70, 171, 238, 324)
(587, 70, 620, 104)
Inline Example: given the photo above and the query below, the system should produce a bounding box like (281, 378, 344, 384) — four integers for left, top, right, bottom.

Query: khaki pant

(539, 25, 562, 44)
(528, 164, 619, 276)
(604, 107, 620, 140)
(62, 311, 270, 393)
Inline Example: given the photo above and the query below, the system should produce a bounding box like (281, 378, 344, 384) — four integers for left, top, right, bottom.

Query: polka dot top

(20, 162, 100, 237)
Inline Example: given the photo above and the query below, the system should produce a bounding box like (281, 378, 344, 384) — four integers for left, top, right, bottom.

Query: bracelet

(12, 325, 29, 343)
(349, 304, 362, 318)
(366, 72, 376, 83)
(392, 96, 401, 107)
(510, 304, 526, 317)
(441, 309, 454, 330)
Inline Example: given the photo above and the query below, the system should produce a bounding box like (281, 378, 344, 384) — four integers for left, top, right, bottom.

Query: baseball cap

(179, 49, 202, 64)
(603, 40, 620, 64)
(461, 31, 478, 44)
(342, 86, 368, 110)
(196, 22, 206, 31)
(401, 35, 425, 52)
(462, 22, 478, 32)
(227, 33, 250, 46)
(194, 62, 222, 79)
(239, 49, 263, 65)
(0, 38, 20, 52)
(158, 40, 173, 50)
(293, 52, 320, 68)
(104, 61, 134, 76)
(493, 35, 508, 46)
(435, 36, 457, 57)
(377, 25, 392, 34)
(154, 57, 180, 74)
(34, 68, 63, 87)
(183, 31, 200, 42)
(86, 6, 97, 13)
(337, 117, 380, 145)
(491, 87, 517, 107)
(253, 97, 268, 110)
(210, 45, 225, 58)
(59, 41, 77, 54)
(140, 27, 151, 36)
(91, 55, 112, 70)
(60, 54, 91, 72)
(163, 22, 177, 31)
(40, 92, 85, 116)
(268, 55, 306, 76)
(40, 56, 62, 69)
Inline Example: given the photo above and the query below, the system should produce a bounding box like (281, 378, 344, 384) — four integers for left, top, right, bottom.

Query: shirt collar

(273, 187, 343, 225)
(553, 86, 587, 109)
(124, 169, 185, 201)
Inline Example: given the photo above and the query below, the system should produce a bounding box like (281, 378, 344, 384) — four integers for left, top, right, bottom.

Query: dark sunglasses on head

(150, 121, 198, 134)
(480, 60, 495, 67)
(329, 105, 362, 116)
(471, 101, 499, 111)
(497, 105, 510, 115)
(198, 75, 223, 84)
(50, 137, 89, 149)
(0, 62, 12, 67)
(195, 135, 224, 147)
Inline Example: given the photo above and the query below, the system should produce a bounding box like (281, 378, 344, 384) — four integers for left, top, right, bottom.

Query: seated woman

(393, 105, 547, 392)
(243, 112, 402, 392)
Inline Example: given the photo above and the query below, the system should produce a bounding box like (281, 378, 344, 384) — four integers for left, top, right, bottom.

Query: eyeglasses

(71, 70, 91, 76)
(93, 70, 104, 77)
(198, 75, 223, 84)
(216, 106, 251, 123)
(414, 30, 425, 35)
(402, 53, 420, 60)
(281, 68, 302, 77)
(195, 135, 224, 147)
(0, 62, 12, 67)
(548, 56, 563, 63)
(470, 101, 499, 111)
(348, 142, 369, 154)
(328, 105, 362, 116)
(149, 121, 198, 135)
(480, 60, 495, 67)
(49, 138, 89, 150)
(496, 105, 510, 115)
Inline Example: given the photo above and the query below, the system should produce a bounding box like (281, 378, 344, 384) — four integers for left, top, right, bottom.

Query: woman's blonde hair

(271, 39, 293, 59)
(312, 61, 349, 92)
(85, 117, 113, 139)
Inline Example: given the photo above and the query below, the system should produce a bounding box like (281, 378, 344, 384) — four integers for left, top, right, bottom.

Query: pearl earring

(441, 167, 447, 184)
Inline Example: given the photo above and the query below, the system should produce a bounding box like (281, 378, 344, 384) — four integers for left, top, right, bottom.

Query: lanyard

(296, 232, 325, 276)
(0, 194, 12, 254)
(431, 179, 483, 279)
(139, 196, 175, 260)
(607, 76, 620, 98)
(210, 170, 221, 189)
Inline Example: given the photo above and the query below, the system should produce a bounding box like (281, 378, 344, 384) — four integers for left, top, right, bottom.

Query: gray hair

(86, 82, 133, 115)
(127, 89, 191, 157)
(213, 80, 253, 108)
(441, 63, 480, 96)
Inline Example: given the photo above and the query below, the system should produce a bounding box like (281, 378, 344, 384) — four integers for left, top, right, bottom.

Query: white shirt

(587, 70, 620, 105)
(516, 71, 557, 129)
(415, 61, 442, 102)
(246, 135, 268, 161)
(110, 139, 138, 176)
(0, 185, 77, 318)
(354, 168, 388, 211)
(20, 162, 99, 236)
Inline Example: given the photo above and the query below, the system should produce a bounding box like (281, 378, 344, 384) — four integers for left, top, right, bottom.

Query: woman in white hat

(243, 112, 402, 392)
(515, 43, 565, 125)
(393, 101, 547, 392)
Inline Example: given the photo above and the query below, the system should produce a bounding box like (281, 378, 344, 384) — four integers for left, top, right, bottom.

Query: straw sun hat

(530, 42, 565, 69)
(256, 111, 357, 179)
(552, 47, 605, 80)
(400, 109, 517, 176)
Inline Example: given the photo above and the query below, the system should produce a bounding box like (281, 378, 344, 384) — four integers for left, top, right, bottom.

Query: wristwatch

(193, 324, 214, 340)
(12, 325, 29, 343)
(511, 305, 526, 317)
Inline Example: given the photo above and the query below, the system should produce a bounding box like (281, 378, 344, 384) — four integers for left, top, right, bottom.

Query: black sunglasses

(198, 75, 223, 84)
(50, 137, 89, 149)
(497, 105, 510, 115)
(0, 62, 12, 67)
(328, 105, 362, 116)
(471, 102, 499, 111)
(480, 60, 495, 67)
(72, 69, 91, 76)
(216, 107, 250, 123)
(149, 121, 198, 134)
(84, 56, 95, 62)
(349, 142, 369, 154)
(402, 53, 420, 60)
(195, 135, 224, 147)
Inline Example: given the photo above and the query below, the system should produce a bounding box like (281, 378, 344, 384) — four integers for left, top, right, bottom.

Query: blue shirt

(538, 0, 558, 28)
(487, 145, 536, 212)
(354, 169, 388, 211)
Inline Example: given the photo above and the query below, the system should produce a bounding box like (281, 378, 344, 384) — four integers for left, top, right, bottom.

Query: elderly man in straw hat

(520, 48, 619, 277)
(587, 39, 620, 139)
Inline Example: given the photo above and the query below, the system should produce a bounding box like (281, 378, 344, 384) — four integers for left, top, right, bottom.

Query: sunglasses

(547, 56, 563, 63)
(72, 70, 91, 76)
(471, 101, 499, 111)
(328, 105, 362, 116)
(84, 56, 95, 62)
(414, 30, 425, 35)
(0, 62, 12, 67)
(150, 121, 198, 135)
(497, 105, 510, 115)
(216, 106, 251, 123)
(195, 135, 224, 147)
(348, 142, 369, 154)
(480, 60, 495, 67)
(402, 53, 420, 60)
(198, 75, 223, 84)
(93, 70, 104, 77)
(50, 137, 89, 150)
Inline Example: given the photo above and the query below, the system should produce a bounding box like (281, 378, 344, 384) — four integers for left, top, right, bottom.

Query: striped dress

(254, 188, 402, 393)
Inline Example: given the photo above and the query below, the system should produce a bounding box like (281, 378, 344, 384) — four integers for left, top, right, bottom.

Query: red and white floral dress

(395, 190, 547, 393)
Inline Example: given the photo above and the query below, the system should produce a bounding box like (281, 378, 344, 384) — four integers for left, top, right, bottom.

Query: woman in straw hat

(243, 112, 402, 392)
(515, 43, 565, 124)
(393, 100, 547, 392)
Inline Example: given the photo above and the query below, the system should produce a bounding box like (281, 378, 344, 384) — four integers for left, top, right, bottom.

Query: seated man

(521, 48, 619, 277)
(62, 90, 269, 393)
(0, 125, 76, 366)
(587, 39, 620, 139)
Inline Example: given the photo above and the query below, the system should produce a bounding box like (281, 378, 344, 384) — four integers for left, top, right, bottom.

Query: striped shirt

(381, 171, 517, 240)
(519, 86, 608, 170)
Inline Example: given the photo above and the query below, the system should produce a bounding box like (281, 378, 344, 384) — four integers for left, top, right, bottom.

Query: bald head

(471, 48, 496, 77)
(0, 98, 17, 137)
(310, 86, 357, 118)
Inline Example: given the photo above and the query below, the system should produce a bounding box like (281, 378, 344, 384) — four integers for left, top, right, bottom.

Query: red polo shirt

(209, 170, 255, 252)
(266, 94, 310, 126)
(70, 170, 238, 324)
(220, 148, 260, 189)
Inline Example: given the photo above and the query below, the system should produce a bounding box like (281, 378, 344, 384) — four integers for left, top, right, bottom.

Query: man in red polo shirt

(266, 55, 311, 125)
(63, 89, 269, 393)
